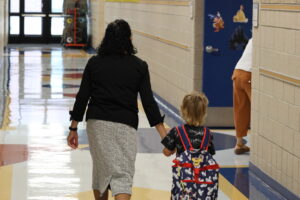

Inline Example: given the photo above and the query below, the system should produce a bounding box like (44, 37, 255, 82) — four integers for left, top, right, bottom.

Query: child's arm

(207, 128, 216, 155)
(161, 127, 177, 157)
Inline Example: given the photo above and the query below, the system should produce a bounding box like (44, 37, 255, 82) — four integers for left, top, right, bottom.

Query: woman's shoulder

(87, 55, 100, 64)
(129, 55, 147, 66)
(93, 54, 146, 66)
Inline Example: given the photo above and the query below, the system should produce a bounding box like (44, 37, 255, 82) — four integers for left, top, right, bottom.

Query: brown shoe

(234, 144, 250, 155)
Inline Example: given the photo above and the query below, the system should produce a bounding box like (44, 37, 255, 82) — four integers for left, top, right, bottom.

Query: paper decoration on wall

(229, 26, 249, 50)
(233, 5, 248, 23)
(208, 12, 225, 32)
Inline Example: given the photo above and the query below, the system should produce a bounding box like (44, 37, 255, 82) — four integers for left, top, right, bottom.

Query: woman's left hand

(163, 148, 176, 157)
(67, 131, 79, 149)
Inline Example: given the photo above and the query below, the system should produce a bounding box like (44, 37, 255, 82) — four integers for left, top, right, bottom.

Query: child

(162, 92, 219, 200)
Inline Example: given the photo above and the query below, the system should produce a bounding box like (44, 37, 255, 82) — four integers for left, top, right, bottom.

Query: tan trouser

(232, 69, 251, 137)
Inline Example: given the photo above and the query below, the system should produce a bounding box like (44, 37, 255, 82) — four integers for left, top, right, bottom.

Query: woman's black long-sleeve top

(69, 55, 164, 129)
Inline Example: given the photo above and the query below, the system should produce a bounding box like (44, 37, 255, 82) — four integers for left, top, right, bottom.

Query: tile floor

(0, 45, 253, 200)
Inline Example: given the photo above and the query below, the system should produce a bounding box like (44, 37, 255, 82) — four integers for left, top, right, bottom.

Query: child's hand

(163, 148, 175, 157)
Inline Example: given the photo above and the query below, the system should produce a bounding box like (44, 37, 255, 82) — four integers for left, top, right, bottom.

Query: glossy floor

(0, 45, 250, 200)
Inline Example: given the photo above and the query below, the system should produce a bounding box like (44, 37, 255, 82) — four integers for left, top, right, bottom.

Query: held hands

(157, 124, 175, 157)
(163, 148, 176, 157)
(67, 131, 79, 149)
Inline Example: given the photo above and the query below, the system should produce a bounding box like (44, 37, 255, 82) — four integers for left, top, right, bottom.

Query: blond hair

(180, 92, 209, 126)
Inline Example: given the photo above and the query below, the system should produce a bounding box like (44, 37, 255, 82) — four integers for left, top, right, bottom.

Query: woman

(232, 38, 252, 154)
(67, 19, 168, 200)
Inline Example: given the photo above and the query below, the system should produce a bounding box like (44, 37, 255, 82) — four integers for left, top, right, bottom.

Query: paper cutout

(233, 5, 248, 23)
(208, 12, 225, 32)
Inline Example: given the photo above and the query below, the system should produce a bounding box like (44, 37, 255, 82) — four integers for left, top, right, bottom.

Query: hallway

(0, 46, 252, 200)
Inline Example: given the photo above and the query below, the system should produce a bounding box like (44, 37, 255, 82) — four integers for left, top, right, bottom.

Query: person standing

(232, 38, 252, 154)
(67, 19, 168, 200)
(162, 92, 219, 200)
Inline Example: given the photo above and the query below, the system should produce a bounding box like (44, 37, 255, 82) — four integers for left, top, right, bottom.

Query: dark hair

(97, 19, 137, 55)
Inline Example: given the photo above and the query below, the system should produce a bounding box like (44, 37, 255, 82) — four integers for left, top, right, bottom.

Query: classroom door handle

(205, 45, 219, 53)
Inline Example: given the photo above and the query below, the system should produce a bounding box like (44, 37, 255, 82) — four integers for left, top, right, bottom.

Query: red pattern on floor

(0, 144, 28, 166)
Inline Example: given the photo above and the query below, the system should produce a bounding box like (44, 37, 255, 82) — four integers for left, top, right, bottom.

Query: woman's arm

(155, 123, 167, 139)
(139, 62, 164, 127)
(68, 58, 94, 149)
(69, 58, 93, 122)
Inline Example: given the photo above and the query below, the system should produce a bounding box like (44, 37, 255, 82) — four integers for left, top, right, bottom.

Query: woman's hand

(163, 148, 175, 157)
(67, 131, 78, 149)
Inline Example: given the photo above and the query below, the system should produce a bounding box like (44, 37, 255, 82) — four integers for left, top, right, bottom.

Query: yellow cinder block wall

(251, 0, 300, 197)
(90, 0, 105, 48)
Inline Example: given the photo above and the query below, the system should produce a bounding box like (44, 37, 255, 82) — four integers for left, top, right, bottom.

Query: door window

(24, 17, 42, 35)
(10, 0, 19, 13)
(51, 0, 63, 13)
(9, 0, 64, 43)
(51, 17, 64, 36)
(25, 0, 42, 13)
(10, 16, 20, 34)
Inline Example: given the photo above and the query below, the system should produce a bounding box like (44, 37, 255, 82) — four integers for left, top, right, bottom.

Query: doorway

(9, 0, 64, 43)
(202, 0, 253, 126)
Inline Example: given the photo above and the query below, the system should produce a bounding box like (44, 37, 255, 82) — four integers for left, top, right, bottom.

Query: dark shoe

(234, 145, 250, 155)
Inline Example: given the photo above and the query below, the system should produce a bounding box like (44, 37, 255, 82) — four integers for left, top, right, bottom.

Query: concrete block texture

(0, 0, 8, 53)
(90, 0, 105, 48)
(283, 82, 295, 104)
(251, 2, 300, 195)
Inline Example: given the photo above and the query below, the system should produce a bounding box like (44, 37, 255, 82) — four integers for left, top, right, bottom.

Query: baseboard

(206, 107, 234, 127)
(249, 162, 300, 200)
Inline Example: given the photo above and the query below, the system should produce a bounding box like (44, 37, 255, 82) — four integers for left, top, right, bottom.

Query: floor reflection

(0, 46, 92, 199)
(3, 46, 91, 127)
